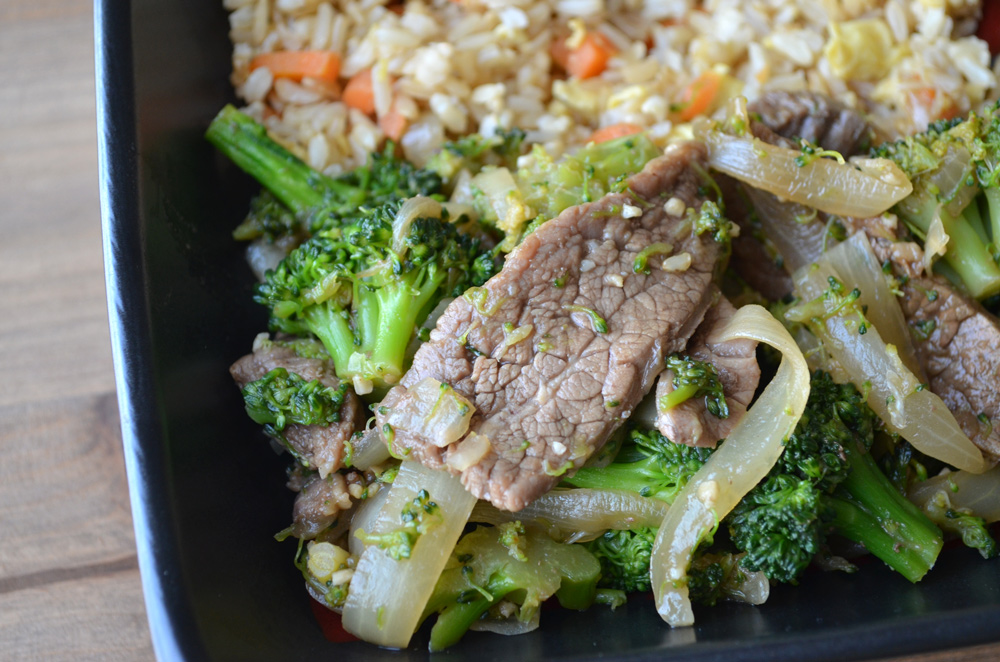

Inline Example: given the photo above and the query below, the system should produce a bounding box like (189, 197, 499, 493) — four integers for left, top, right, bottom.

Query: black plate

(95, 1, 1000, 660)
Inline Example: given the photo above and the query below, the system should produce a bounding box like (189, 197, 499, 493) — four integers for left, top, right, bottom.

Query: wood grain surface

(0, 0, 153, 660)
(0, 1, 995, 661)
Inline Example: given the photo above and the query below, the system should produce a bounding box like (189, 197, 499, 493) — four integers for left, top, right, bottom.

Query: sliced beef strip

(898, 275, 1000, 462)
(748, 90, 877, 156)
(230, 339, 364, 478)
(376, 143, 724, 511)
(727, 91, 877, 301)
(656, 291, 761, 448)
(288, 469, 360, 539)
(719, 175, 794, 302)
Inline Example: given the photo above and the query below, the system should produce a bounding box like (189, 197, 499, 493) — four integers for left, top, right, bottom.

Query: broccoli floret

(232, 189, 307, 243)
(584, 527, 749, 607)
(497, 520, 529, 561)
(354, 489, 440, 560)
(659, 354, 729, 419)
(242, 367, 347, 428)
(728, 371, 944, 583)
(520, 133, 662, 221)
(878, 437, 934, 495)
(463, 133, 663, 250)
(727, 474, 826, 583)
(206, 105, 443, 239)
(633, 242, 675, 274)
(421, 525, 600, 651)
(785, 275, 869, 336)
(560, 428, 713, 502)
(871, 102, 1000, 299)
(685, 551, 752, 607)
(254, 202, 496, 391)
(241, 367, 347, 462)
(253, 335, 331, 361)
(691, 199, 735, 246)
(920, 488, 998, 559)
(427, 128, 527, 180)
(882, 438, 998, 558)
(585, 527, 656, 593)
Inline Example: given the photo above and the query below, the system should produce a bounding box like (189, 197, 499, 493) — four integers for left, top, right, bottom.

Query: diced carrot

(591, 123, 644, 144)
(551, 32, 618, 79)
(674, 71, 723, 121)
(379, 110, 408, 141)
(343, 69, 376, 115)
(250, 50, 341, 85)
(907, 87, 959, 125)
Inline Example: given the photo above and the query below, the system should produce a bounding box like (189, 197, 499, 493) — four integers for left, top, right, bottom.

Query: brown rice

(224, 0, 999, 172)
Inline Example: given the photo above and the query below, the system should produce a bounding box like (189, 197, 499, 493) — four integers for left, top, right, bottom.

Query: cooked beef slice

(288, 469, 363, 539)
(376, 143, 725, 511)
(899, 275, 1000, 462)
(656, 292, 760, 448)
(748, 90, 876, 156)
(230, 340, 363, 477)
(719, 175, 794, 302)
(726, 91, 876, 300)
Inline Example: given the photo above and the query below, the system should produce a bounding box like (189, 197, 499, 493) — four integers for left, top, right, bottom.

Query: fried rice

(223, 0, 998, 175)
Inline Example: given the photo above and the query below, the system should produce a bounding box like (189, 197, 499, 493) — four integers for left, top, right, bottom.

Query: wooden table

(0, 0, 153, 659)
(0, 1, 996, 660)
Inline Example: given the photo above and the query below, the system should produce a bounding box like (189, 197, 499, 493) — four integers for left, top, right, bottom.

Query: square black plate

(95, 1, 1000, 659)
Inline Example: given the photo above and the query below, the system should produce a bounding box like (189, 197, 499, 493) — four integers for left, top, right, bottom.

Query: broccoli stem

(658, 382, 700, 413)
(983, 186, 1000, 248)
(365, 272, 444, 381)
(962, 201, 990, 244)
(303, 305, 357, 378)
(428, 576, 518, 652)
(899, 194, 1000, 298)
(826, 447, 943, 582)
(563, 458, 666, 500)
(305, 268, 447, 388)
(940, 206, 1000, 298)
(206, 104, 360, 216)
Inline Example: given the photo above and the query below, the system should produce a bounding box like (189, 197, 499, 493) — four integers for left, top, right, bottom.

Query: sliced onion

(350, 427, 392, 471)
(698, 125, 912, 218)
(792, 258, 987, 473)
(392, 196, 444, 256)
(724, 566, 769, 606)
(469, 488, 669, 542)
(384, 377, 475, 448)
(650, 305, 810, 626)
(444, 431, 492, 471)
(629, 389, 660, 431)
(422, 297, 454, 330)
(821, 233, 923, 378)
(923, 213, 950, 273)
(348, 484, 391, 557)
(468, 609, 540, 636)
(908, 467, 1000, 523)
(470, 166, 533, 229)
(928, 144, 977, 220)
(342, 461, 477, 648)
(246, 239, 291, 281)
(742, 186, 828, 273)
(441, 201, 476, 221)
